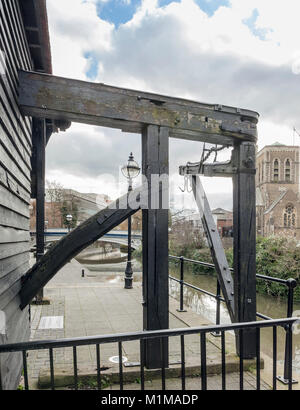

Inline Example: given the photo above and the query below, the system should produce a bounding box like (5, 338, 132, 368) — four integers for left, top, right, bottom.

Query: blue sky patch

(159, 0, 180, 7)
(84, 52, 99, 80)
(96, 0, 141, 27)
(195, 0, 230, 17)
(243, 8, 271, 40)
(94, 0, 230, 27)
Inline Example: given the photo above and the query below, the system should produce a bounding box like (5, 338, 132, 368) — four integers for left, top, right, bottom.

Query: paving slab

(27, 259, 266, 390)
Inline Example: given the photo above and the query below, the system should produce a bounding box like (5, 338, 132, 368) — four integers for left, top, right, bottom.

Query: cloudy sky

(45, 0, 300, 210)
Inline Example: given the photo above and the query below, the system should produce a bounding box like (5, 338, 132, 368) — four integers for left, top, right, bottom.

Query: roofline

(257, 144, 300, 156)
(19, 0, 52, 74)
(34, 0, 52, 74)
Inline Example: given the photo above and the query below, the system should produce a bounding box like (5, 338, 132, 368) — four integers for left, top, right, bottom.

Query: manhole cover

(109, 356, 128, 364)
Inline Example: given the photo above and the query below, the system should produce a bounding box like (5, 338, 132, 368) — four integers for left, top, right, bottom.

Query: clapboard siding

(0, 1, 33, 390)
(0, 164, 31, 205)
(0, 142, 31, 192)
(0, 3, 32, 146)
(0, 306, 30, 390)
(0, 263, 28, 298)
(0, 241, 30, 260)
(0, 226, 30, 244)
(0, 185, 30, 217)
(0, 252, 29, 279)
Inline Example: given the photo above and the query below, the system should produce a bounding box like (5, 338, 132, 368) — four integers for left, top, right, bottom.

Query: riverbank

(166, 235, 300, 301)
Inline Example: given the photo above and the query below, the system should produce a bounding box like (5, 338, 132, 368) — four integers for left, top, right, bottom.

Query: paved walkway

(27, 260, 270, 390)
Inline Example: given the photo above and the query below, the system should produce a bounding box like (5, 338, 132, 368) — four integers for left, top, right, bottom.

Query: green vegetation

(134, 235, 300, 301)
(74, 375, 111, 390)
(255, 236, 300, 301)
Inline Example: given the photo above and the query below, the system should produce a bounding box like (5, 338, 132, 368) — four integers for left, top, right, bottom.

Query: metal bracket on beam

(179, 161, 237, 178)
(179, 151, 256, 178)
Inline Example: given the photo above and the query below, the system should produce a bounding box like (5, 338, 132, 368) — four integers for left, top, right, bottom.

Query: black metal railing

(0, 318, 297, 391)
(169, 255, 298, 384)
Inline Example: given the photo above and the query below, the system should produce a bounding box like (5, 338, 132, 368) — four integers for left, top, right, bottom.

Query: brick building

(256, 143, 300, 238)
(30, 189, 112, 230)
(212, 208, 233, 237)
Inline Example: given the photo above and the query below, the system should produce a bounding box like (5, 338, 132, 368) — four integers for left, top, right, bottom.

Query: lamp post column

(122, 153, 140, 290)
(125, 178, 133, 289)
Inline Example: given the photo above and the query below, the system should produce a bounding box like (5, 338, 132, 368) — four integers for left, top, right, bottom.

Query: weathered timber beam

(18, 70, 259, 145)
(142, 125, 169, 369)
(33, 118, 46, 302)
(19, 186, 145, 309)
(232, 142, 257, 359)
(179, 161, 237, 178)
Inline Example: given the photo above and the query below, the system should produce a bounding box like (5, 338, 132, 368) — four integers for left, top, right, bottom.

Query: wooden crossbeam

(19, 186, 145, 309)
(18, 70, 258, 145)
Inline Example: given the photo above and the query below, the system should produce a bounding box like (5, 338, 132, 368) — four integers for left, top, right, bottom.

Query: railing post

(211, 280, 222, 337)
(177, 257, 187, 313)
(277, 278, 298, 385)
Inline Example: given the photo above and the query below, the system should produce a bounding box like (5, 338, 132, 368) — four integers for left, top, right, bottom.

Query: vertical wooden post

(142, 125, 169, 369)
(33, 118, 46, 302)
(232, 142, 257, 359)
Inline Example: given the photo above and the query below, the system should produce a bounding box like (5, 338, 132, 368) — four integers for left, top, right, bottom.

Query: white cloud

(45, 0, 300, 209)
(47, 0, 113, 79)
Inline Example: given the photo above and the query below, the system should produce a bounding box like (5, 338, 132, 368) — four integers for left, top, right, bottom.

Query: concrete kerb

(38, 356, 264, 389)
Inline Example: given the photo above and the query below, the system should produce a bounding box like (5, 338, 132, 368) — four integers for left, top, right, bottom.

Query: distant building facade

(62, 190, 111, 225)
(212, 208, 233, 237)
(31, 189, 112, 230)
(256, 143, 300, 239)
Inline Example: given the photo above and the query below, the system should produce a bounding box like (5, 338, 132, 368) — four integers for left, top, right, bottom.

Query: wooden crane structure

(18, 69, 259, 366)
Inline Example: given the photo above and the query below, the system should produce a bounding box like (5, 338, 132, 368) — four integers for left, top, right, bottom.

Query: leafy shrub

(169, 235, 300, 301)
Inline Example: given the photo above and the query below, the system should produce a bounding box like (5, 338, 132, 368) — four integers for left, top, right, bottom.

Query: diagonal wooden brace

(19, 185, 147, 309)
(191, 176, 235, 322)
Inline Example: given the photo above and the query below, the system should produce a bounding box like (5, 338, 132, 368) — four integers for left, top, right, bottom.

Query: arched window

(285, 159, 291, 182)
(273, 159, 279, 182)
(284, 204, 296, 228)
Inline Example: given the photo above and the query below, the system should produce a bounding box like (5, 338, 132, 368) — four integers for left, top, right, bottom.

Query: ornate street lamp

(121, 153, 140, 289)
(66, 214, 73, 232)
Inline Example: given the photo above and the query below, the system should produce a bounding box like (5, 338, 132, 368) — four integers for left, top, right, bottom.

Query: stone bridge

(30, 229, 142, 250)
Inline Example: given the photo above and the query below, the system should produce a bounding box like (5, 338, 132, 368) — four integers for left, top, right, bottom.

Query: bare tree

(46, 180, 64, 228)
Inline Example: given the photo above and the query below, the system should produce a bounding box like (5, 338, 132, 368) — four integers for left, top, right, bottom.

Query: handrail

(168, 254, 298, 384)
(0, 318, 296, 354)
(0, 317, 297, 391)
(169, 255, 298, 286)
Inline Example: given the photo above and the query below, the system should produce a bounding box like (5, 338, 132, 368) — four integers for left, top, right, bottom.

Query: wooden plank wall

(0, 0, 33, 390)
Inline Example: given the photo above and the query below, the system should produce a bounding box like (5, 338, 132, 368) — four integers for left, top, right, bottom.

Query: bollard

(211, 280, 222, 337)
(82, 269, 85, 278)
(177, 257, 187, 313)
(277, 278, 298, 385)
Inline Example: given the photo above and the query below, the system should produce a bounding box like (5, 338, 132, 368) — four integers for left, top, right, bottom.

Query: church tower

(256, 143, 300, 238)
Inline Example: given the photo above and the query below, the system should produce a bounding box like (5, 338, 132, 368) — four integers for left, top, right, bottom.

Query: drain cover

(109, 356, 128, 364)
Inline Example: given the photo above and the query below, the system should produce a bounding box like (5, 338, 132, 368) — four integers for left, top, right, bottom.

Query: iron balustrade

(0, 318, 297, 391)
(169, 255, 298, 384)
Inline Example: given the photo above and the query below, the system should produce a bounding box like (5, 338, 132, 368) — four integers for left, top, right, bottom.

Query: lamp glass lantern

(121, 153, 140, 181)
(66, 214, 73, 232)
